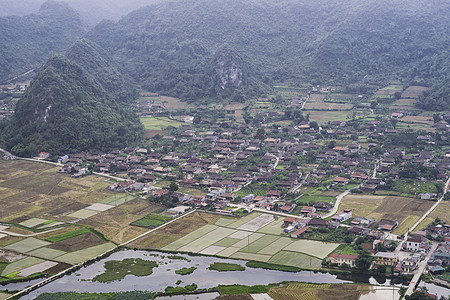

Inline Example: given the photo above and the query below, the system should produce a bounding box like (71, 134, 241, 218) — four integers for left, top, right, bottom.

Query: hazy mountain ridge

(0, 0, 158, 26)
(84, 0, 449, 104)
(0, 0, 87, 83)
(66, 39, 139, 103)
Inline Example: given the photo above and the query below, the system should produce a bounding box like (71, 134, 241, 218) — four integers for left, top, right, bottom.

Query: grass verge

(246, 261, 301, 272)
(208, 262, 245, 272)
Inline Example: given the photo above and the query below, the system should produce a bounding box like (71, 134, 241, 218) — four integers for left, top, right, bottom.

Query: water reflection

(0, 250, 446, 299)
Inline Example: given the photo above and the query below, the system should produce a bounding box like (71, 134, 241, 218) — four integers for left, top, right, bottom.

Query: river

(0, 250, 447, 299)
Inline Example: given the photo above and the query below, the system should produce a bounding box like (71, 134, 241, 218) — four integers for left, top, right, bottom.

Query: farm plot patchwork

(55, 242, 116, 265)
(304, 94, 353, 111)
(283, 240, 339, 259)
(4, 238, 50, 253)
(158, 212, 339, 269)
(1, 257, 44, 276)
(341, 195, 433, 234)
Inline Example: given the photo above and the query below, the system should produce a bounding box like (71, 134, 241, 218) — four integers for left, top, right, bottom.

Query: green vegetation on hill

(0, 54, 143, 156)
(66, 39, 139, 103)
(0, 0, 87, 83)
(417, 80, 449, 111)
(85, 0, 449, 103)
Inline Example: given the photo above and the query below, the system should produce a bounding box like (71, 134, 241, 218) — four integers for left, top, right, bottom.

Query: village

(1, 83, 450, 298)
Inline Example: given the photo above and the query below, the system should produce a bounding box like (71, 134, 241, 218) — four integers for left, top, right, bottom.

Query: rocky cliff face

(213, 47, 244, 90)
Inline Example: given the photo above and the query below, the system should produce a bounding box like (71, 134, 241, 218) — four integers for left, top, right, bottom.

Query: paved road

(405, 242, 438, 296)
(228, 203, 301, 219)
(123, 209, 197, 246)
(272, 156, 280, 169)
(322, 184, 361, 219)
(0, 226, 65, 237)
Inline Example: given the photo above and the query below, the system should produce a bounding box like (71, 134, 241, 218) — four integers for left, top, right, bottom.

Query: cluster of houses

(427, 225, 450, 276)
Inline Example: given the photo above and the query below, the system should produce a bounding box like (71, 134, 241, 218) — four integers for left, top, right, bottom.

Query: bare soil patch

(47, 201, 89, 217)
(368, 196, 433, 224)
(401, 116, 434, 125)
(44, 262, 71, 275)
(48, 232, 105, 252)
(0, 249, 27, 263)
(401, 86, 428, 98)
(144, 130, 165, 138)
(79, 199, 164, 243)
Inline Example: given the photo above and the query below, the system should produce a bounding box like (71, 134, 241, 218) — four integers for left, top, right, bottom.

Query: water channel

(0, 250, 447, 299)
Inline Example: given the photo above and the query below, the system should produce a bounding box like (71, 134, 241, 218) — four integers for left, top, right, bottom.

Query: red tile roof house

(291, 226, 309, 238)
(154, 189, 169, 197)
(280, 205, 295, 213)
(326, 253, 358, 267)
(377, 219, 399, 231)
(301, 206, 316, 216)
(283, 217, 302, 228)
(266, 190, 282, 199)
(333, 176, 349, 185)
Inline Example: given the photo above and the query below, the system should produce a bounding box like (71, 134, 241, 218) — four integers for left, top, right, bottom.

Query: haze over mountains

(0, 0, 449, 155)
(0, 0, 157, 26)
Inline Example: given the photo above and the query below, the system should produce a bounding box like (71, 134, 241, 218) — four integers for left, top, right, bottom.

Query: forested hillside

(85, 0, 449, 105)
(0, 54, 143, 156)
(66, 39, 139, 103)
(0, 0, 87, 83)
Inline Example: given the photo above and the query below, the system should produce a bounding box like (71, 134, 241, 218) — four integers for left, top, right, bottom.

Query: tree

(327, 140, 336, 149)
(256, 128, 265, 139)
(390, 118, 398, 129)
(354, 250, 372, 273)
(375, 265, 386, 275)
(310, 121, 319, 131)
(169, 182, 179, 192)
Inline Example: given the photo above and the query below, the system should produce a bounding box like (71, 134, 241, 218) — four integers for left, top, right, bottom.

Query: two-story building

(326, 253, 358, 267)
(374, 252, 398, 266)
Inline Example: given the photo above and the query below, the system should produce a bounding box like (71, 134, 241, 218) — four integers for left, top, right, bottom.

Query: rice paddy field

(147, 212, 340, 269)
(140, 116, 184, 130)
(0, 160, 163, 283)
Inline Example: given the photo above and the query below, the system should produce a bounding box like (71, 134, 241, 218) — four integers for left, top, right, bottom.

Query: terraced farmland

(155, 212, 339, 269)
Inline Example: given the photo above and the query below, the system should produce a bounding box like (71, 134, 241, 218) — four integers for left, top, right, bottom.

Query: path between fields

(321, 184, 361, 219)
(121, 209, 198, 246)
(0, 226, 67, 238)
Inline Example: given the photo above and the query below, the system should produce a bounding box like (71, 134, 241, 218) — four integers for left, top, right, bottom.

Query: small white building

(405, 237, 423, 252)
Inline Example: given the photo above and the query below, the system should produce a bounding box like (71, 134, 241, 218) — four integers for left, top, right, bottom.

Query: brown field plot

(304, 94, 353, 111)
(307, 111, 352, 123)
(79, 199, 164, 244)
(340, 195, 385, 217)
(401, 86, 428, 98)
(161, 96, 189, 110)
(340, 195, 434, 234)
(129, 211, 220, 249)
(0, 161, 116, 223)
(48, 232, 105, 252)
(416, 201, 450, 230)
(400, 115, 434, 125)
(389, 98, 417, 111)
